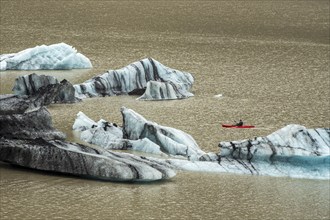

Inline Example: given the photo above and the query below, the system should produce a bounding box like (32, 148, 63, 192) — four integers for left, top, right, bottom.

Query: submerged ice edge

(164, 157, 330, 180)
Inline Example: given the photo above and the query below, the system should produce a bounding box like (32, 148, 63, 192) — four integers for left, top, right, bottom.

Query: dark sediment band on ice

(0, 94, 176, 182)
(218, 125, 330, 161)
(163, 125, 329, 179)
(74, 58, 194, 100)
(11, 58, 194, 102)
(3, 45, 327, 180)
(13, 73, 80, 103)
(0, 106, 66, 140)
(1, 84, 61, 115)
(0, 86, 66, 140)
(137, 81, 194, 101)
(0, 139, 175, 182)
(208, 125, 330, 178)
(73, 109, 330, 179)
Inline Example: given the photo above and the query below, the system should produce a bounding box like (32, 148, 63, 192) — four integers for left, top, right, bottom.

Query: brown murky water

(1, 0, 329, 219)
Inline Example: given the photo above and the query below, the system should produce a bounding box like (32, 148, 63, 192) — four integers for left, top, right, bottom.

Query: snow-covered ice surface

(0, 43, 92, 70)
(73, 58, 194, 100)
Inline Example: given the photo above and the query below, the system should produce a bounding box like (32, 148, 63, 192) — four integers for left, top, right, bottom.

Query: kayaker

(235, 119, 243, 126)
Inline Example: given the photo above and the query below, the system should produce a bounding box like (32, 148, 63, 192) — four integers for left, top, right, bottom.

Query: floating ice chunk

(12, 73, 80, 103)
(74, 58, 194, 100)
(214, 94, 223, 98)
(0, 43, 92, 70)
(72, 107, 205, 158)
(216, 124, 330, 179)
(121, 107, 205, 158)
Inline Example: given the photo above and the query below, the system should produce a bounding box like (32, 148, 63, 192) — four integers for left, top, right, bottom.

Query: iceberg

(215, 124, 330, 179)
(218, 124, 330, 160)
(0, 139, 176, 182)
(73, 108, 206, 159)
(3, 89, 328, 180)
(12, 73, 80, 103)
(160, 125, 329, 180)
(0, 83, 60, 116)
(73, 109, 330, 180)
(0, 91, 66, 140)
(0, 43, 92, 70)
(0, 94, 175, 182)
(74, 58, 194, 100)
(121, 107, 205, 158)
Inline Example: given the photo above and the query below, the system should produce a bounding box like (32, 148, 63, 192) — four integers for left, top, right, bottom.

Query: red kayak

(222, 124, 255, 128)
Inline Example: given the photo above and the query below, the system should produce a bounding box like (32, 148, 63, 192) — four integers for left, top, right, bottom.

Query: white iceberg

(73, 107, 205, 158)
(0, 43, 92, 70)
(121, 107, 205, 158)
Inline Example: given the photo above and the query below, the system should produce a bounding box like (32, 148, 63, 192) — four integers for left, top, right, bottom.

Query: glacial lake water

(1, 0, 329, 219)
